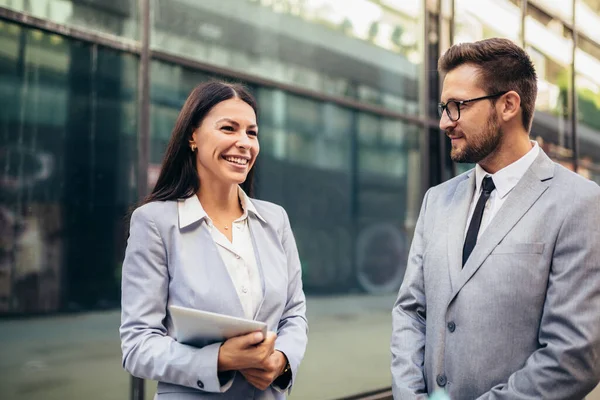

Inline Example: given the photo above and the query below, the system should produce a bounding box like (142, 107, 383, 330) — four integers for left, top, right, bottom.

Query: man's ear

(499, 90, 521, 122)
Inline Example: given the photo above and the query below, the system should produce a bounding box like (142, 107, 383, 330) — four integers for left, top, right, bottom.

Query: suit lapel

(189, 224, 247, 317)
(450, 151, 555, 302)
(446, 172, 476, 292)
(247, 216, 268, 320)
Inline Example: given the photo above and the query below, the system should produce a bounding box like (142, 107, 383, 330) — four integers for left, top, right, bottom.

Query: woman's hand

(217, 331, 277, 372)
(239, 351, 288, 391)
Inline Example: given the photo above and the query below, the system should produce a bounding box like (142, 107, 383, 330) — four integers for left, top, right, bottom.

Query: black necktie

(462, 176, 496, 267)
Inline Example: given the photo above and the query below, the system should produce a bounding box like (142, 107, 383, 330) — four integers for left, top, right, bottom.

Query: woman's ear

(189, 130, 198, 151)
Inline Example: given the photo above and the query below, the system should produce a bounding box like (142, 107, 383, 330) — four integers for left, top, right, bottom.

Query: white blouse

(204, 188, 263, 320)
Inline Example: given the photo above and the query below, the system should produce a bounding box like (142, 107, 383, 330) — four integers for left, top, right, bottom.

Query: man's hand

(240, 350, 288, 391)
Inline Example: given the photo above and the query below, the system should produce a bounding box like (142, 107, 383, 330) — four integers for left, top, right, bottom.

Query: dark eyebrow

(215, 117, 257, 129)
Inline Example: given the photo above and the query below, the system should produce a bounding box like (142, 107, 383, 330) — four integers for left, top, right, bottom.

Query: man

(391, 37, 600, 399)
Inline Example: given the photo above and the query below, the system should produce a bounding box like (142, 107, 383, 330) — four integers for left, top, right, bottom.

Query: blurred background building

(0, 0, 599, 399)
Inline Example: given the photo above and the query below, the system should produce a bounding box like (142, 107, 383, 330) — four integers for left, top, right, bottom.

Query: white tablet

(168, 305, 268, 346)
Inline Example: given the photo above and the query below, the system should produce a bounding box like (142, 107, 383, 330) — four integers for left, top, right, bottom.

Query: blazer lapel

(247, 208, 290, 323)
(189, 224, 247, 317)
(450, 151, 555, 302)
(446, 172, 476, 292)
(177, 196, 247, 317)
(247, 215, 269, 320)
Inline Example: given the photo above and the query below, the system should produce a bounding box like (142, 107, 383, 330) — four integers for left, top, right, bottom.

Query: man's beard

(450, 113, 502, 164)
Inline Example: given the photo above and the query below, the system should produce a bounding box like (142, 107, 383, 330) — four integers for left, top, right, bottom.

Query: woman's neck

(196, 180, 243, 220)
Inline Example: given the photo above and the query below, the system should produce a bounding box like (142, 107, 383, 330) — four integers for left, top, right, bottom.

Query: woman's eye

(221, 126, 234, 131)
(248, 130, 258, 137)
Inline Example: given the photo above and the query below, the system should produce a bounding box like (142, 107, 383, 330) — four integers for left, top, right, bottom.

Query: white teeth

(224, 156, 248, 165)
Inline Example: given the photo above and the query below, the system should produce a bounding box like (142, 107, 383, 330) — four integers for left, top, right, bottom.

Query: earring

(191, 144, 196, 151)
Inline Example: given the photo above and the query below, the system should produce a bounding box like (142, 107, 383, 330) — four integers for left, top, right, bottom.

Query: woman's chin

(222, 171, 249, 185)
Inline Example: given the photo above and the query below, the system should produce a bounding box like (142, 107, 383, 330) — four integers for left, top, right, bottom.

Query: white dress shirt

(202, 187, 264, 320)
(464, 141, 540, 240)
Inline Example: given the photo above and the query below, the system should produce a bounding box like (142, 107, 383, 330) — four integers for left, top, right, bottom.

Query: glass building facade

(0, 0, 599, 399)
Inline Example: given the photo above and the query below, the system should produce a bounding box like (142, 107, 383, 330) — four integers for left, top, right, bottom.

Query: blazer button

(447, 321, 456, 332)
(197, 380, 204, 389)
(436, 374, 447, 387)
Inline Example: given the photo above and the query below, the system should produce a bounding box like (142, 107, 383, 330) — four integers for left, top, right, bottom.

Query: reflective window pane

(150, 0, 422, 112)
(577, 0, 600, 43)
(575, 31, 600, 184)
(356, 113, 421, 293)
(454, 0, 522, 43)
(0, 0, 139, 40)
(526, 2, 575, 165)
(0, 21, 137, 398)
(530, 0, 574, 22)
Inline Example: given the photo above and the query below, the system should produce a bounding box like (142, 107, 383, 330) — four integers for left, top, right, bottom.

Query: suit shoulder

(425, 168, 473, 203)
(131, 200, 178, 227)
(250, 198, 287, 224)
(551, 164, 600, 200)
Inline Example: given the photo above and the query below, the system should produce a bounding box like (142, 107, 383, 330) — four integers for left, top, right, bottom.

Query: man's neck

(479, 134, 532, 174)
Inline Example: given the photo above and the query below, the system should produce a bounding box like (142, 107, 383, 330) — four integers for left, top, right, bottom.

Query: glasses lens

(437, 103, 444, 118)
(447, 101, 459, 121)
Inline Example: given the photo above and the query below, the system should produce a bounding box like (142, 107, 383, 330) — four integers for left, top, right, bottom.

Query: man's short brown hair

(438, 38, 538, 132)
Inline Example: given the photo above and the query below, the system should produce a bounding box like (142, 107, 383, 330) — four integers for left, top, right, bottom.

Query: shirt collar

(474, 140, 540, 199)
(178, 186, 265, 229)
(237, 186, 265, 223)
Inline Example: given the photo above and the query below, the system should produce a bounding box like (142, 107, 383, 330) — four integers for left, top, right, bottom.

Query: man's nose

(439, 112, 457, 131)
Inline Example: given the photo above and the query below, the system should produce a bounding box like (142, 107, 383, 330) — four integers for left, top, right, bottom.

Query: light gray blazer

(120, 196, 308, 399)
(391, 149, 600, 399)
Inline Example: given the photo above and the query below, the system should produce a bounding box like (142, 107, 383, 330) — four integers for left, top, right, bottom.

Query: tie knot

(482, 176, 495, 193)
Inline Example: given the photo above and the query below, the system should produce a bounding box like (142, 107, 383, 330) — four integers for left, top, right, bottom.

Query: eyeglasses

(438, 91, 508, 122)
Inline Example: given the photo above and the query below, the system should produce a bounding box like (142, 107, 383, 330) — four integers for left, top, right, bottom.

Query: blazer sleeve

(391, 189, 431, 400)
(119, 206, 234, 393)
(272, 206, 308, 393)
(476, 191, 600, 400)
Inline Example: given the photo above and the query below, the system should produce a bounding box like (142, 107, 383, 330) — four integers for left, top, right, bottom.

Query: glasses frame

(438, 91, 508, 122)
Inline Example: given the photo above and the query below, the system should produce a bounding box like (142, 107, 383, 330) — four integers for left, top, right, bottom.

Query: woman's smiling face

(191, 97, 259, 186)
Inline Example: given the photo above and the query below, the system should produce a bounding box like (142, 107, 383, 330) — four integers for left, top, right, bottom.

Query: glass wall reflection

(0, 0, 139, 40)
(0, 21, 138, 399)
(525, 1, 575, 165)
(150, 0, 422, 113)
(574, 1, 600, 183)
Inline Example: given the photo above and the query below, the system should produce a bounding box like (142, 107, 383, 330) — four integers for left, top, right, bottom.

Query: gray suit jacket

(120, 196, 308, 399)
(391, 150, 600, 399)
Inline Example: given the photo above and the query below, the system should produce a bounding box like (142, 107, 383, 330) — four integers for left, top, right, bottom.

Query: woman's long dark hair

(144, 80, 258, 204)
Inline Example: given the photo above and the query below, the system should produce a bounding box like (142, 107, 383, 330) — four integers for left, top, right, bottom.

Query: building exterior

(0, 0, 599, 399)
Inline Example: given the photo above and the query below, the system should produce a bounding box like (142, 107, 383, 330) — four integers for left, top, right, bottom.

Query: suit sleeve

(391, 189, 431, 400)
(272, 206, 308, 393)
(119, 206, 234, 393)
(476, 191, 600, 400)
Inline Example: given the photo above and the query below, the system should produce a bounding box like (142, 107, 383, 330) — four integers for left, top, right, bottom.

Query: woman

(120, 81, 308, 399)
